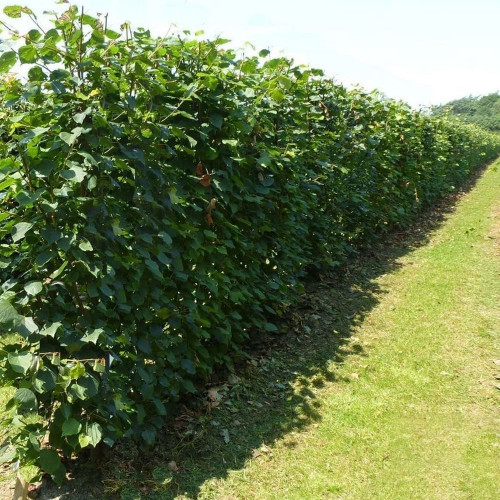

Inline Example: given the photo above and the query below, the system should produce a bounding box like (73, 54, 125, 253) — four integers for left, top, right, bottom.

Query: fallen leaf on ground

(168, 461, 179, 473)
(220, 429, 230, 444)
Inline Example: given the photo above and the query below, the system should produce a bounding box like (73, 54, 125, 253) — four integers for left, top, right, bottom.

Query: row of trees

(1, 5, 499, 482)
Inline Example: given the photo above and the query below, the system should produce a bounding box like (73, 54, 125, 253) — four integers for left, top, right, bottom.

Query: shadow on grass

(38, 167, 488, 500)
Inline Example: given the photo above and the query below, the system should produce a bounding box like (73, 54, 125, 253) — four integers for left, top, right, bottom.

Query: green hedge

(1, 5, 499, 481)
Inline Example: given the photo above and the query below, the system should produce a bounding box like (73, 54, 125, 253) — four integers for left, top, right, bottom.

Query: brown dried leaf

(200, 174, 211, 187)
(206, 198, 217, 211)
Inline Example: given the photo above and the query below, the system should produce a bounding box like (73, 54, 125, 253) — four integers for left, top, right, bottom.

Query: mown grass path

(186, 160, 500, 499)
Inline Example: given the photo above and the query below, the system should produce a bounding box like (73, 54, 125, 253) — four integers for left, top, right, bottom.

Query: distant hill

(432, 92, 500, 132)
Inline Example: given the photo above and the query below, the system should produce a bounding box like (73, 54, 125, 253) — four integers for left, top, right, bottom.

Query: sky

(1, 0, 499, 108)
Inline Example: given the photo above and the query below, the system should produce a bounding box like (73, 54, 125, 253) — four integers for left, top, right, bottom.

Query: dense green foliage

(432, 92, 500, 132)
(0, 5, 499, 482)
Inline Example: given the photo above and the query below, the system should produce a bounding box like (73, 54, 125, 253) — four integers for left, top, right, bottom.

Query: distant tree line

(432, 92, 500, 132)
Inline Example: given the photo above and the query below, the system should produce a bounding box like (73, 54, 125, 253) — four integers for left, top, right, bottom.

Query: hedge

(1, 5, 499, 481)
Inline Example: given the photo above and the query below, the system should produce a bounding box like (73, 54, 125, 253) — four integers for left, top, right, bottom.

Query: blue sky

(1, 0, 499, 108)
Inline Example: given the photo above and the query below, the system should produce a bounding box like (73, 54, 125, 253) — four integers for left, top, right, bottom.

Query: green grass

(5, 160, 500, 499)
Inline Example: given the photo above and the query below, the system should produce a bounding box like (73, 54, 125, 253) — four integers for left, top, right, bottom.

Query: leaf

(181, 359, 195, 375)
(167, 460, 179, 473)
(81, 328, 103, 344)
(265, 322, 279, 332)
(19, 45, 38, 64)
(33, 368, 57, 393)
(220, 428, 230, 444)
(24, 281, 43, 296)
(8, 352, 34, 374)
(50, 261, 68, 279)
(209, 114, 223, 129)
(62, 418, 82, 437)
(78, 434, 91, 448)
(59, 129, 82, 145)
(39, 449, 62, 474)
(73, 108, 91, 124)
(87, 422, 103, 447)
(35, 251, 55, 267)
(141, 428, 156, 446)
(11, 222, 33, 242)
(3, 6, 22, 18)
(0, 299, 19, 324)
(28, 66, 47, 82)
(16, 189, 43, 207)
(60, 165, 86, 183)
(69, 374, 99, 400)
(14, 316, 39, 338)
(240, 60, 256, 74)
(14, 388, 37, 411)
(78, 240, 93, 252)
(200, 174, 211, 187)
(105, 29, 121, 39)
(206, 198, 217, 211)
(19, 127, 49, 145)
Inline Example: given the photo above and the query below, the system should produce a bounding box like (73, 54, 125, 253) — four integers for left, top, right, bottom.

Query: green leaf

(59, 128, 82, 145)
(0, 299, 19, 325)
(105, 29, 121, 39)
(19, 127, 49, 145)
(81, 328, 102, 344)
(209, 114, 223, 129)
(68, 374, 99, 400)
(78, 240, 93, 252)
(270, 88, 286, 102)
(40, 322, 62, 337)
(13, 316, 39, 337)
(69, 362, 85, 379)
(28, 66, 47, 82)
(35, 251, 55, 267)
(33, 368, 57, 393)
(240, 60, 257, 74)
(11, 222, 33, 242)
(60, 165, 86, 183)
(18, 45, 38, 64)
(16, 189, 43, 207)
(277, 75, 292, 90)
(265, 322, 279, 332)
(181, 359, 196, 375)
(8, 352, 34, 374)
(73, 108, 91, 124)
(141, 428, 156, 446)
(78, 434, 91, 448)
(50, 261, 68, 279)
(61, 418, 82, 437)
(24, 281, 43, 296)
(3, 6, 22, 18)
(87, 422, 103, 447)
(39, 449, 62, 474)
(14, 388, 37, 411)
